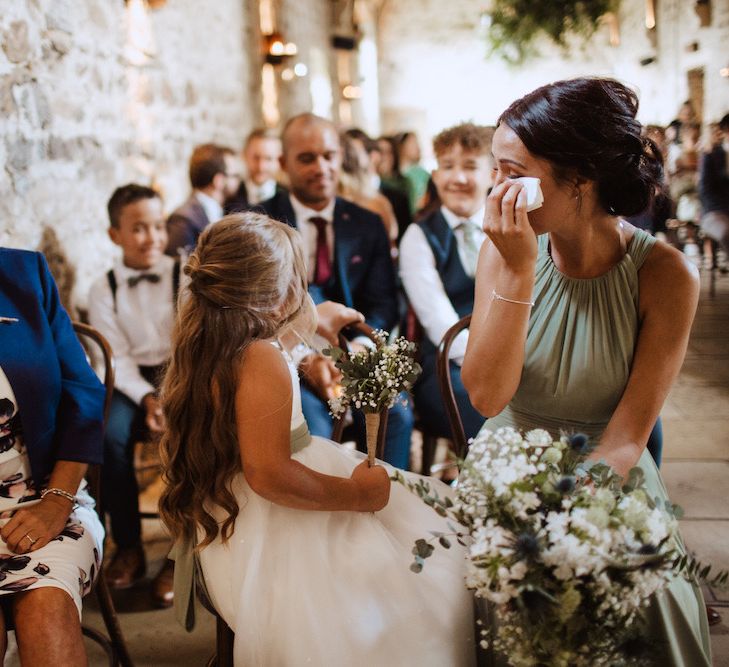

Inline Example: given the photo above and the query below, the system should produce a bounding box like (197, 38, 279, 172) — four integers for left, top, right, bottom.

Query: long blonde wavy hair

(159, 212, 309, 547)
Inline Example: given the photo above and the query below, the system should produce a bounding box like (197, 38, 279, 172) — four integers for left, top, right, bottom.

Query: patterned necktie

(309, 216, 332, 285)
(459, 220, 481, 279)
(127, 273, 161, 288)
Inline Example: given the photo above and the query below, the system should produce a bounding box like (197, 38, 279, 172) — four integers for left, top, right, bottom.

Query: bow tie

(127, 273, 160, 288)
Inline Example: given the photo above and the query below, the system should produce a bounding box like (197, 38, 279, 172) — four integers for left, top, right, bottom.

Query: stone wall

(0, 0, 258, 310)
(377, 0, 729, 158)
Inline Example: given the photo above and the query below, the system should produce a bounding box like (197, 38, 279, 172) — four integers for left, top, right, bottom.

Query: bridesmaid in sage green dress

(462, 78, 711, 666)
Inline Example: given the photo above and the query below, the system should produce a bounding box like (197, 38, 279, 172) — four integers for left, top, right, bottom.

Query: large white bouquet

(394, 427, 725, 666)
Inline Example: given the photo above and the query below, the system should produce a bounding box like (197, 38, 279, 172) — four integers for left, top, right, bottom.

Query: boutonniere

(350, 255, 363, 265)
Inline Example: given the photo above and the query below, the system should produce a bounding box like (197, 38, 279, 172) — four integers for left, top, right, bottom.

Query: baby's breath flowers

(394, 427, 727, 666)
(324, 331, 421, 464)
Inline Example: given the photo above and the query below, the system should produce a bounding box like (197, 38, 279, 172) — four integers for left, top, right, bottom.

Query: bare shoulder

(238, 340, 291, 386)
(639, 239, 700, 313)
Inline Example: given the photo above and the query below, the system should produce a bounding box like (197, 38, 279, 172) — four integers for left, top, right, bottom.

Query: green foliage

(324, 331, 421, 416)
(485, 0, 621, 64)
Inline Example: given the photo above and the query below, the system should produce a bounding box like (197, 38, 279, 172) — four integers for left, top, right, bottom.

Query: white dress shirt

(399, 205, 486, 365)
(195, 190, 224, 225)
(246, 178, 277, 205)
(88, 255, 176, 405)
(290, 195, 336, 284)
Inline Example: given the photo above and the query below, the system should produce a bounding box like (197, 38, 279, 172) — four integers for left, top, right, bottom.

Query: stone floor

(9, 267, 729, 666)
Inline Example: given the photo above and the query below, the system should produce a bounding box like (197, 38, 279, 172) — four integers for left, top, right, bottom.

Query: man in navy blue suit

(258, 113, 413, 470)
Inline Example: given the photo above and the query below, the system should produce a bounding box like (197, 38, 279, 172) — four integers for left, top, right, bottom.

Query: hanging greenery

(485, 0, 621, 64)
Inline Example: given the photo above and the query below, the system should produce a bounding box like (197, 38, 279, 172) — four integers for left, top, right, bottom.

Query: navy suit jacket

(258, 193, 398, 332)
(0, 249, 104, 488)
(166, 194, 210, 257)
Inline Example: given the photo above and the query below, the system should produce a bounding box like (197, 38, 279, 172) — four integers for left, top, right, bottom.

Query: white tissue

(513, 176, 544, 212)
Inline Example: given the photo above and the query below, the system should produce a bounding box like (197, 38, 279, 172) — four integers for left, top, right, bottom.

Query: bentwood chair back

(329, 321, 389, 460)
(73, 322, 135, 667)
(435, 315, 472, 460)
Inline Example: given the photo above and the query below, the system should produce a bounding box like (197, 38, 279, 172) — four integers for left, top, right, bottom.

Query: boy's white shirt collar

(440, 205, 485, 229)
(114, 254, 174, 280)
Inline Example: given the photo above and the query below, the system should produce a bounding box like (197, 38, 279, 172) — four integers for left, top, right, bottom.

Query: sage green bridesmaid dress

(472, 229, 712, 666)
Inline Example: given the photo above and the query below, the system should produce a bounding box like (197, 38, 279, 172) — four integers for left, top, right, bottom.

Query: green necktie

(459, 220, 480, 278)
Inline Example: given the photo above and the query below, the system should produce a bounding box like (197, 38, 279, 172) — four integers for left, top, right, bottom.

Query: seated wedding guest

(224, 128, 285, 213)
(160, 214, 474, 665)
(396, 131, 431, 215)
(462, 77, 711, 665)
(346, 128, 412, 241)
(258, 113, 414, 470)
(0, 248, 105, 664)
(88, 184, 178, 608)
(400, 122, 492, 442)
(339, 131, 398, 246)
(699, 113, 729, 259)
(166, 144, 240, 257)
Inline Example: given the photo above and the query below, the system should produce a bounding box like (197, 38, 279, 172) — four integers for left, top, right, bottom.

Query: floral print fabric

(0, 367, 104, 617)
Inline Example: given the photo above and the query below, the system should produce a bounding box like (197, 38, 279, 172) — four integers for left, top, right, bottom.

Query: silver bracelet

(491, 289, 535, 307)
(41, 487, 77, 505)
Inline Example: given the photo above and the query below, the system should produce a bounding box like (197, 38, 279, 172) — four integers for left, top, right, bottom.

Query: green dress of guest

(472, 228, 711, 666)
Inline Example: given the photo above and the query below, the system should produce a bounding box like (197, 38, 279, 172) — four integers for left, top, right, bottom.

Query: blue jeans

(300, 383, 414, 470)
(102, 391, 144, 549)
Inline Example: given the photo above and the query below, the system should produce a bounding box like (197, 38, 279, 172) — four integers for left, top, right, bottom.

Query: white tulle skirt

(199, 436, 475, 666)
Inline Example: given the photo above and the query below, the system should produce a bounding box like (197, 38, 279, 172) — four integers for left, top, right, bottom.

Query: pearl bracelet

(491, 289, 535, 307)
(41, 487, 77, 505)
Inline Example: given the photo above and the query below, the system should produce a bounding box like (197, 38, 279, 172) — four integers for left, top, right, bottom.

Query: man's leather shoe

(105, 546, 146, 589)
(151, 558, 175, 609)
(707, 605, 722, 626)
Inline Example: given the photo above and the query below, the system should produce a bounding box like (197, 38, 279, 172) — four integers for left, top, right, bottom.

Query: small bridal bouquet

(324, 331, 421, 464)
(395, 427, 727, 666)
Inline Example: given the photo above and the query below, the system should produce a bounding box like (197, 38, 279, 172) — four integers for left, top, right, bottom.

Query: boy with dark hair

(88, 184, 179, 607)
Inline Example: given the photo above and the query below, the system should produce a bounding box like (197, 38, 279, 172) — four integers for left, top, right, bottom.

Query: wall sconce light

(263, 32, 298, 65)
(342, 84, 362, 99)
(123, 0, 167, 7)
(720, 66, 729, 78)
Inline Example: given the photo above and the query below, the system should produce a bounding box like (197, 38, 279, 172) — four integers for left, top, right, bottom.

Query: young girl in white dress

(160, 213, 474, 666)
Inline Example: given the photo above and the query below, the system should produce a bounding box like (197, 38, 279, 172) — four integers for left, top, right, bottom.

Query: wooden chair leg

(421, 433, 438, 476)
(93, 573, 135, 667)
(216, 615, 235, 667)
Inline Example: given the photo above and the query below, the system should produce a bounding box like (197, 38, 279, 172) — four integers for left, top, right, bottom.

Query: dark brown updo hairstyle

(499, 78, 664, 217)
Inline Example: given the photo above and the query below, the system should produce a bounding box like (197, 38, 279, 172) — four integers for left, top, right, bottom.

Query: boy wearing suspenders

(88, 184, 179, 608)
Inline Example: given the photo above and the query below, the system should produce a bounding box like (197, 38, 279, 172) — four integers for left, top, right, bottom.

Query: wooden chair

(329, 321, 389, 459)
(200, 591, 234, 667)
(72, 322, 135, 667)
(435, 314, 472, 460)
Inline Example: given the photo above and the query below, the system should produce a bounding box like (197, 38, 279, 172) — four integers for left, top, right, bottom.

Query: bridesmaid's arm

(462, 183, 537, 416)
(591, 244, 699, 478)
(236, 341, 390, 512)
